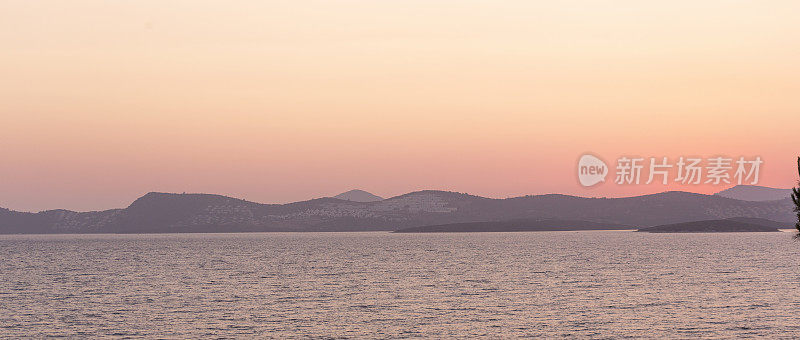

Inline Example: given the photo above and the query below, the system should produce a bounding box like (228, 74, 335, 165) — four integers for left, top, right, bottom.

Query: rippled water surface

(2, 231, 800, 338)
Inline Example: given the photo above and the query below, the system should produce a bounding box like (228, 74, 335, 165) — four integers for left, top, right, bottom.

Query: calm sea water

(1, 231, 800, 338)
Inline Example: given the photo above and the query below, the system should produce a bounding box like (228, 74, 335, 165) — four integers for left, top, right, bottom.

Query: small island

(636, 217, 785, 233)
(393, 219, 631, 233)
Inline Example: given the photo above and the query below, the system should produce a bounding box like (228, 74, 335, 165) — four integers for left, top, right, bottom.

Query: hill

(637, 217, 785, 233)
(715, 185, 793, 201)
(0, 190, 794, 234)
(333, 189, 383, 202)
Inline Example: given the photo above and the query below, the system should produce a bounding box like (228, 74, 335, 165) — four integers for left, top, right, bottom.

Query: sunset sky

(2, 1, 799, 212)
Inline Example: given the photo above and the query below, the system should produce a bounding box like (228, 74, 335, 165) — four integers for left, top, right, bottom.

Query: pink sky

(2, 1, 799, 212)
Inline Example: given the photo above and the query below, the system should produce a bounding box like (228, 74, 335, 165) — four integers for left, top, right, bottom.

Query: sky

(1, 1, 799, 212)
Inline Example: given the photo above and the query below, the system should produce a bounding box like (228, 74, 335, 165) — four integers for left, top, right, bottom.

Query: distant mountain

(394, 219, 631, 233)
(0, 190, 795, 234)
(715, 185, 793, 201)
(637, 217, 785, 233)
(333, 189, 383, 202)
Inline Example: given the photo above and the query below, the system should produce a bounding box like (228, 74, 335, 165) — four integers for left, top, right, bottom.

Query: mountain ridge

(0, 190, 794, 234)
(715, 185, 793, 202)
(333, 189, 383, 202)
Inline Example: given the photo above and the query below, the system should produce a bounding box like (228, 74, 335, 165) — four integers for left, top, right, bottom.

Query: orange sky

(2, 1, 799, 212)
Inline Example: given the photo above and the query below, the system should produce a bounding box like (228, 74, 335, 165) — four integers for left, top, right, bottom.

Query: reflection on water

(1, 231, 800, 338)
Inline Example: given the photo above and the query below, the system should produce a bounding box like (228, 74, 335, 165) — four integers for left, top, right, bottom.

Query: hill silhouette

(0, 190, 794, 234)
(637, 217, 786, 233)
(715, 185, 793, 201)
(333, 189, 383, 202)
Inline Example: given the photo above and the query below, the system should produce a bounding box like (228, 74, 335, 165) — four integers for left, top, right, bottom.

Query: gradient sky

(2, 1, 799, 212)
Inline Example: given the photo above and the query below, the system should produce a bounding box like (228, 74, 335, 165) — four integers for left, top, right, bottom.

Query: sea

(1, 231, 799, 338)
